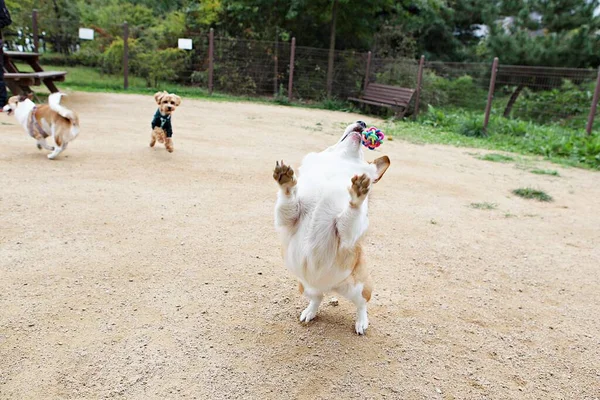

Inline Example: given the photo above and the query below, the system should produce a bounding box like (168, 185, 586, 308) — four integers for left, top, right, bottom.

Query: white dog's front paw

(47, 153, 56, 160)
(349, 174, 371, 207)
(355, 314, 369, 335)
(300, 307, 317, 323)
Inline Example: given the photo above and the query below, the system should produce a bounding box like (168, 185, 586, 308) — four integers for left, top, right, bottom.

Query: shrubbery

(417, 106, 600, 169)
(510, 80, 595, 128)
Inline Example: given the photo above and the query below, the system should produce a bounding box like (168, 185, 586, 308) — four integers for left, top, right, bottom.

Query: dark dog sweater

(151, 109, 173, 138)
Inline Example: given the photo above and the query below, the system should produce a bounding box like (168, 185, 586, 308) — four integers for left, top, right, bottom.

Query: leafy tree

(373, 0, 486, 60)
(484, 0, 600, 116)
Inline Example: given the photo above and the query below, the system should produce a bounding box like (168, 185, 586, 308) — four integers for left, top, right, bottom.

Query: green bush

(102, 38, 139, 74)
(134, 48, 189, 87)
(430, 75, 487, 110)
(511, 80, 594, 128)
(459, 115, 487, 137)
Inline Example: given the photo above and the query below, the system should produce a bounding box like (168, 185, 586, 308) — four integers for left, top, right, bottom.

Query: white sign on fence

(178, 38, 193, 50)
(79, 28, 94, 40)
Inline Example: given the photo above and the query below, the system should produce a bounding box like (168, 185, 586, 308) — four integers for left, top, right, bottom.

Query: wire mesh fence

(494, 65, 598, 129)
(213, 37, 288, 97)
(3, 11, 600, 133)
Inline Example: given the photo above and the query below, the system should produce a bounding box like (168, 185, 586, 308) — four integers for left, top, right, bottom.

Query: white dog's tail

(49, 93, 79, 126)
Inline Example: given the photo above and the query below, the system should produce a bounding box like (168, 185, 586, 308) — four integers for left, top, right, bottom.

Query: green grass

(512, 188, 553, 202)
(470, 202, 498, 210)
(530, 169, 560, 176)
(476, 153, 515, 163)
(384, 109, 600, 170)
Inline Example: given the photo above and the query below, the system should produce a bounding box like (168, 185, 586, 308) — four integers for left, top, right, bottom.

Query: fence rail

(2, 10, 599, 135)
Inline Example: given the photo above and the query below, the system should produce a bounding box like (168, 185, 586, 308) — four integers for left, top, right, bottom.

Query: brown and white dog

(2, 93, 80, 159)
(150, 91, 181, 153)
(273, 121, 390, 334)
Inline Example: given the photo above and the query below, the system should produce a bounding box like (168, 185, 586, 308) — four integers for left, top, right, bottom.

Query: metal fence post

(288, 37, 296, 102)
(208, 28, 214, 95)
(483, 57, 499, 133)
(32, 10, 39, 53)
(413, 55, 425, 119)
(123, 22, 129, 90)
(586, 67, 600, 135)
(363, 51, 372, 91)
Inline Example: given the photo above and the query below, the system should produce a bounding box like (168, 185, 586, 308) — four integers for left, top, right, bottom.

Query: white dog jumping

(273, 121, 390, 334)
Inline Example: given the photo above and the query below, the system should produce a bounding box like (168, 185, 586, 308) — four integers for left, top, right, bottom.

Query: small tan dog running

(2, 93, 80, 160)
(150, 91, 181, 153)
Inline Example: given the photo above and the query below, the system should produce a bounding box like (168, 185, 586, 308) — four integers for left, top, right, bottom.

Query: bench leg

(43, 79, 60, 93)
(395, 107, 408, 119)
(5, 80, 25, 96)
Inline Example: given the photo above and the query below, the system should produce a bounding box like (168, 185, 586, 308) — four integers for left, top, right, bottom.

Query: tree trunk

(326, 0, 338, 98)
(503, 84, 525, 118)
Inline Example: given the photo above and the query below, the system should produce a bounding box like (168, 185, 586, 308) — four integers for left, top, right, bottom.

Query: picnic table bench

(3, 51, 67, 95)
(348, 83, 415, 118)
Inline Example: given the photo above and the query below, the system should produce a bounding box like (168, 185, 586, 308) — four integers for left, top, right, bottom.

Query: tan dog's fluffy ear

(154, 91, 167, 104)
(372, 156, 390, 183)
(172, 95, 182, 107)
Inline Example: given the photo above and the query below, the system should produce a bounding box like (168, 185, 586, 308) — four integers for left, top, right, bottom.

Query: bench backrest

(363, 83, 415, 106)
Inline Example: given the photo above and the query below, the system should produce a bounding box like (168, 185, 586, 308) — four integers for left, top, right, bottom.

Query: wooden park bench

(3, 51, 67, 95)
(348, 83, 416, 118)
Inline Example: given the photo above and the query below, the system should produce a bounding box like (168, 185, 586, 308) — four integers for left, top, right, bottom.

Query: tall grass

(391, 106, 600, 170)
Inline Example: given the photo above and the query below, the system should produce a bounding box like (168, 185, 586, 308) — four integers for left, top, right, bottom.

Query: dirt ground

(0, 92, 599, 399)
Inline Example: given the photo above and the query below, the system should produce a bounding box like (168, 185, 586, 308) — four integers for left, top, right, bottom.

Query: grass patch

(530, 169, 560, 176)
(470, 202, 498, 210)
(385, 107, 600, 170)
(512, 188, 553, 202)
(476, 153, 514, 163)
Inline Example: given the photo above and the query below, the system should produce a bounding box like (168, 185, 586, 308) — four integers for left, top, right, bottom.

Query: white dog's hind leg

(335, 279, 371, 335)
(299, 284, 323, 323)
(336, 174, 370, 248)
(273, 160, 300, 228)
(47, 144, 65, 159)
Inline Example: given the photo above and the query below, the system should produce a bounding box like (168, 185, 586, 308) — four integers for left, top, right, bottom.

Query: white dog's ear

(372, 156, 390, 183)
(154, 91, 166, 104)
(173, 95, 182, 106)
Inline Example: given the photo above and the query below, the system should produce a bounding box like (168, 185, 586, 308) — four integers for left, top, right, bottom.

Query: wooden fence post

(32, 10, 39, 53)
(413, 55, 425, 119)
(483, 57, 499, 133)
(208, 28, 214, 95)
(123, 22, 129, 90)
(586, 67, 600, 135)
(364, 51, 372, 91)
(274, 31, 278, 97)
(288, 37, 296, 102)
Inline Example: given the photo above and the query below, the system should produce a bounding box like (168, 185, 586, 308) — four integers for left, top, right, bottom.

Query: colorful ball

(361, 127, 384, 150)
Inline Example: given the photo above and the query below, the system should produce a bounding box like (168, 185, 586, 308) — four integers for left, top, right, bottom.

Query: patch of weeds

(530, 169, 560, 176)
(430, 219, 438, 225)
(512, 188, 553, 202)
(459, 116, 487, 138)
(477, 153, 514, 163)
(470, 202, 498, 210)
(504, 213, 516, 218)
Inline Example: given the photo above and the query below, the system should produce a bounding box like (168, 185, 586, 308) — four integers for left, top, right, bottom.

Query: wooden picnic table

(3, 51, 67, 95)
